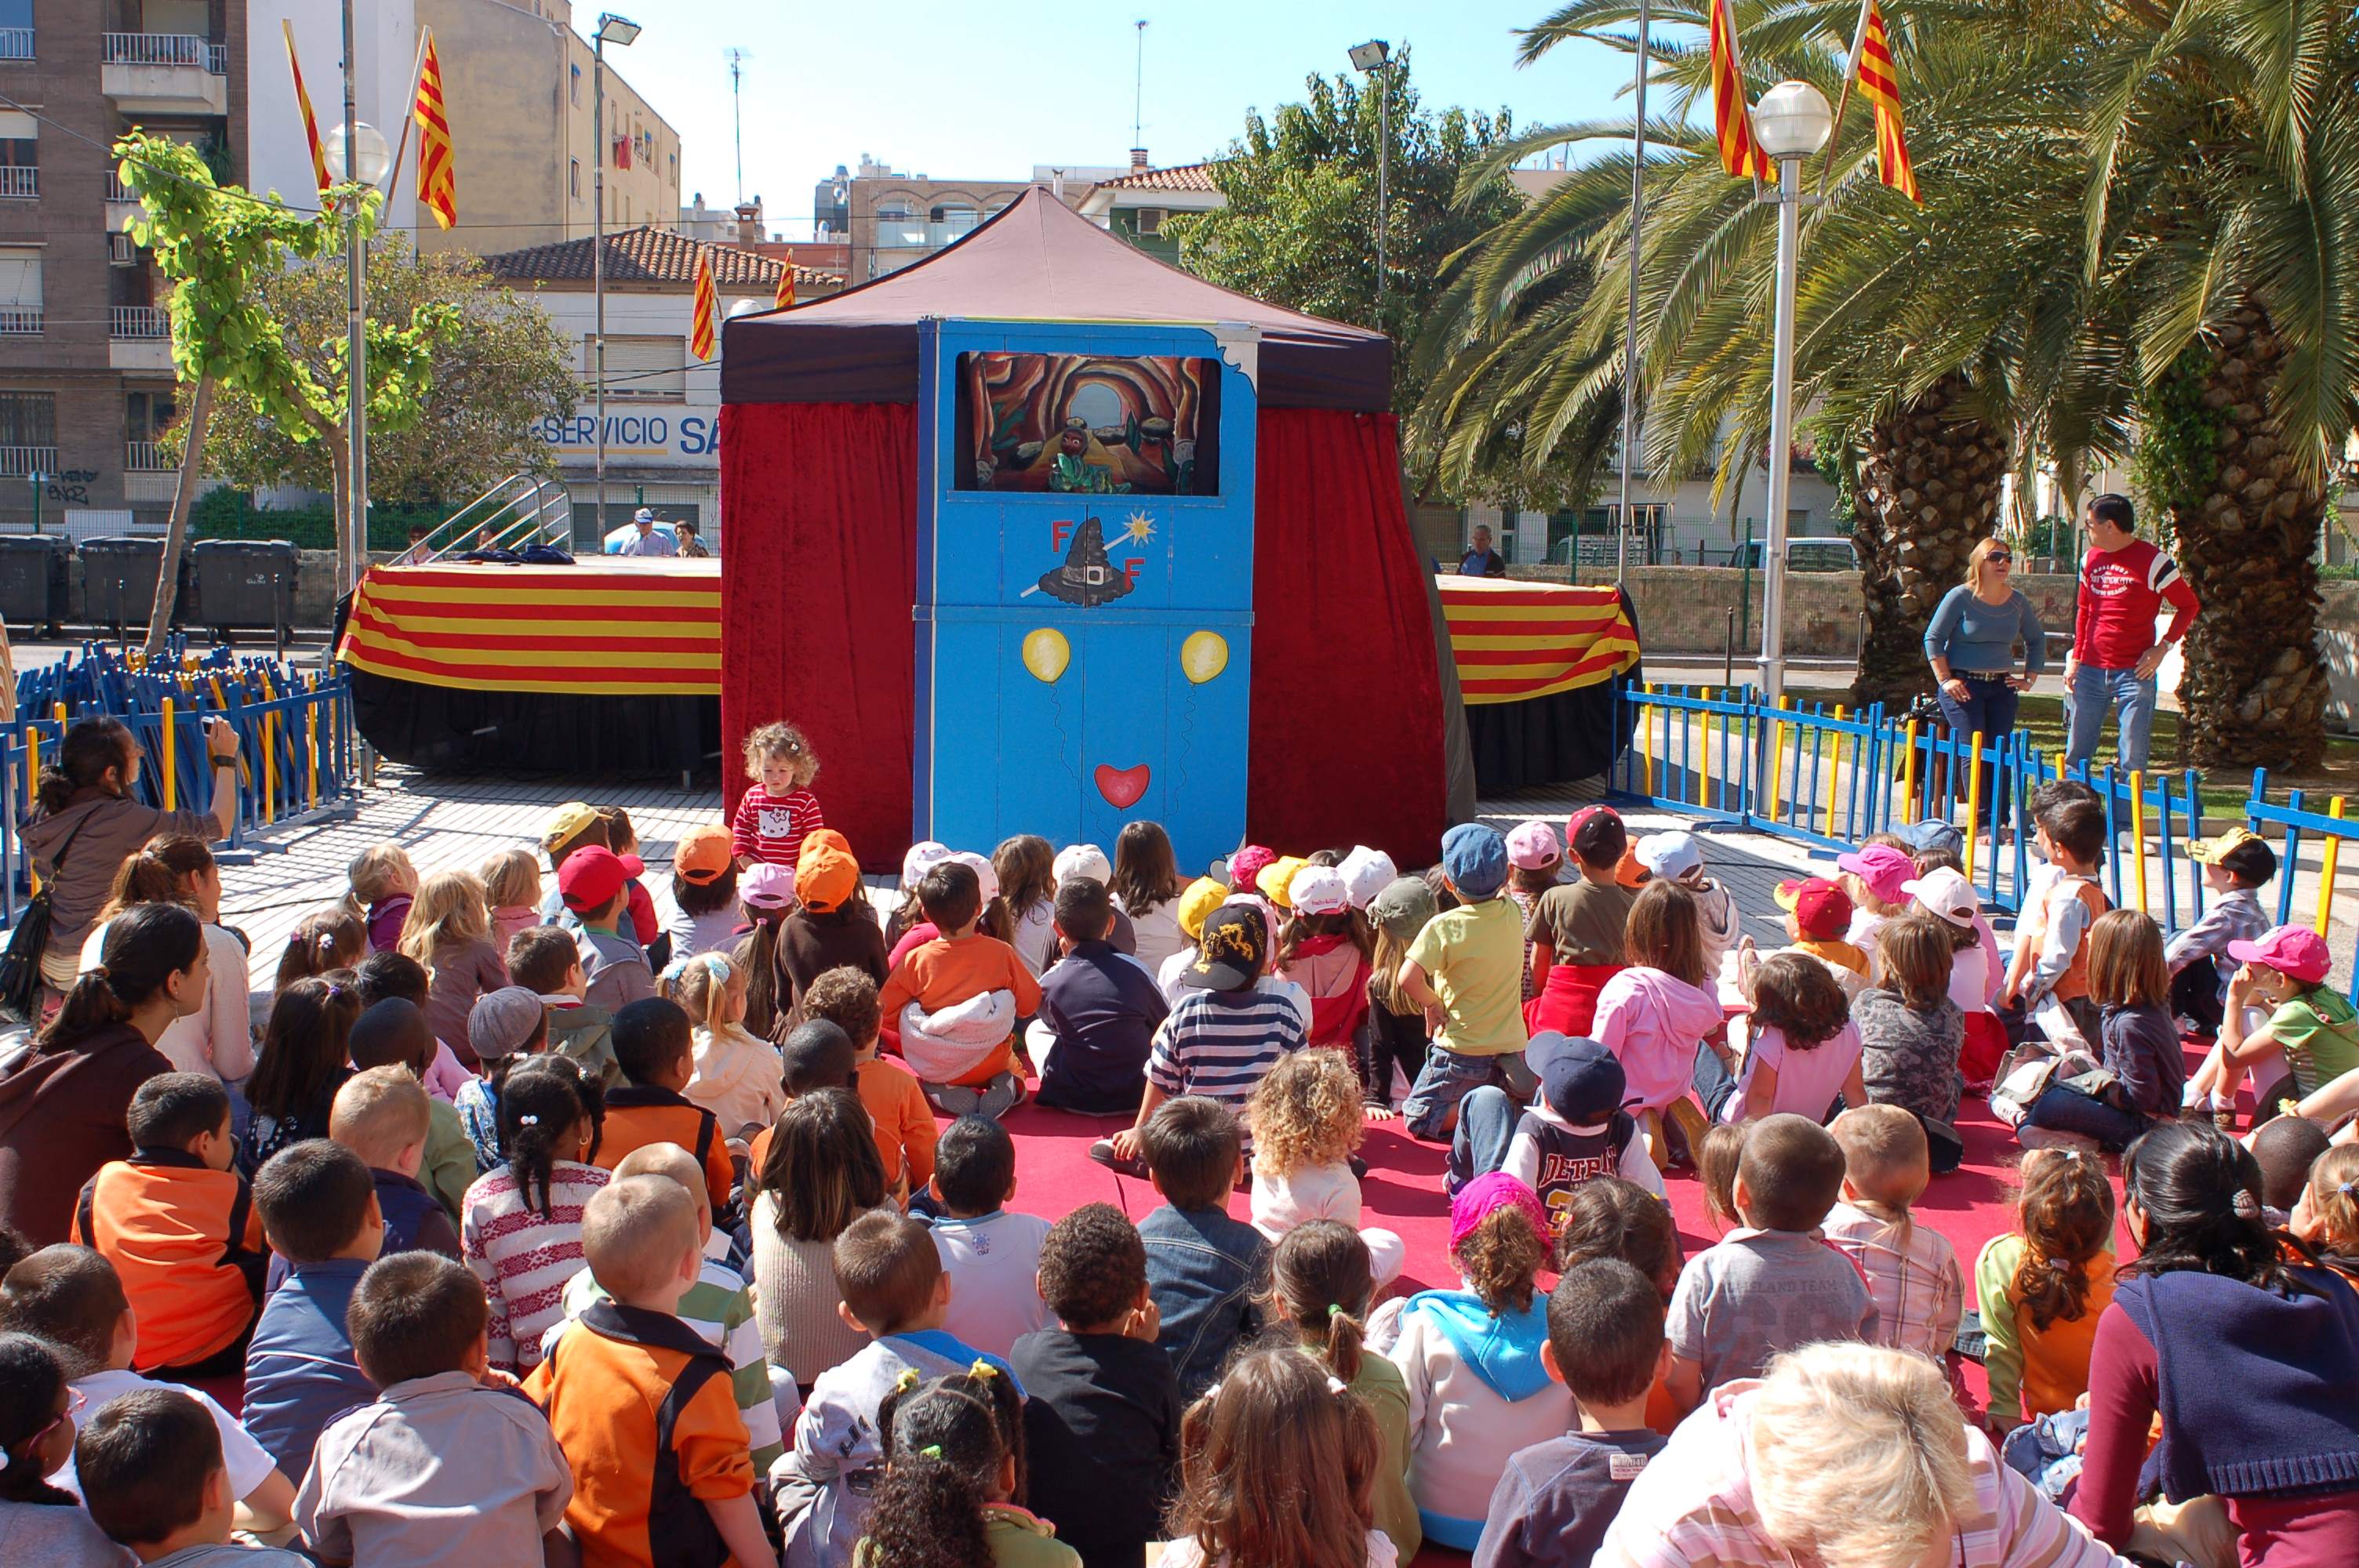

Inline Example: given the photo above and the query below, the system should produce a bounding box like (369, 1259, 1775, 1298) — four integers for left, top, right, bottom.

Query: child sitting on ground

(775, 1210, 1018, 1568)
(1746, 877, 1870, 1000)
(69, 1072, 264, 1377)
(1009, 1203, 1180, 1568)
(2291, 1143, 2359, 1270)
(561, 845, 658, 1011)
(274, 905, 367, 997)
(1469, 1033, 1659, 1223)
(1526, 807, 1635, 1038)
(241, 976, 362, 1176)
(398, 868, 511, 1065)
(529, 1176, 777, 1568)
(2168, 826, 2276, 1038)
(242, 1140, 383, 1481)
(1590, 880, 1727, 1162)
(739, 1023, 882, 1207)
(0, 1332, 121, 1564)
(76, 1388, 312, 1566)
(660, 825, 744, 961)
(298, 1251, 573, 1566)
(1266, 1221, 1419, 1560)
(777, 831, 889, 1021)
(2001, 796, 2112, 1047)
(1248, 1048, 1404, 1284)
(347, 842, 418, 955)
(1696, 1121, 1747, 1233)
(1504, 821, 1562, 1007)
(546, 1142, 783, 1475)
(996, 835, 1060, 978)
(881, 860, 1042, 1120)
(463, 1056, 608, 1373)
(1834, 843, 1915, 976)
(458, 986, 551, 1170)
(739, 866, 799, 1040)
(1899, 864, 2009, 1088)
(928, 1116, 1054, 1357)
(346, 997, 477, 1220)
(860, 1369, 1074, 1568)
(1551, 1178, 1686, 1437)
(2200, 924, 2359, 1131)
(1636, 832, 1740, 975)
(1361, 877, 1437, 1115)
(1723, 952, 1864, 1126)
(1823, 1105, 1961, 1365)
(598, 996, 736, 1217)
(330, 1065, 462, 1261)
(2, 1245, 296, 1532)
(508, 924, 618, 1087)
(596, 808, 667, 971)
(481, 846, 545, 957)
(1400, 824, 1534, 1142)
(1097, 906, 1306, 1176)
(1278, 866, 1374, 1051)
(1474, 1258, 1670, 1568)
(1973, 1147, 2115, 1436)
(749, 1088, 891, 1397)
(1151, 877, 1230, 1004)
(1665, 1114, 1876, 1410)
(2019, 910, 2183, 1151)
(1032, 877, 1169, 1116)
(1369, 1173, 1569, 1552)
(2252, 1114, 2332, 1226)
(732, 720, 825, 872)
(807, 966, 936, 1199)
(666, 951, 783, 1149)
(1853, 912, 1968, 1171)
(1134, 1096, 1268, 1400)
(1161, 1345, 1387, 1568)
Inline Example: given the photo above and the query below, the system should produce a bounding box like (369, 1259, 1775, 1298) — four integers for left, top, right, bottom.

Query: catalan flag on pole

(1856, 2, 1919, 201)
(1709, 0, 1771, 179)
(690, 248, 718, 361)
(774, 263, 796, 310)
(282, 20, 331, 194)
(413, 27, 456, 228)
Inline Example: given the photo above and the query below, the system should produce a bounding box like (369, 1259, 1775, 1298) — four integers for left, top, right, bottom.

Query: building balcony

(0, 307, 40, 336)
(0, 167, 35, 199)
(0, 27, 31, 61)
(100, 33, 228, 116)
(126, 440, 173, 473)
(110, 306, 172, 370)
(0, 446, 55, 478)
(107, 172, 139, 231)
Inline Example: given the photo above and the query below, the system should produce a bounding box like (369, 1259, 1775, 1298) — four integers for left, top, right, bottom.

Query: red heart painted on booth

(1095, 763, 1150, 809)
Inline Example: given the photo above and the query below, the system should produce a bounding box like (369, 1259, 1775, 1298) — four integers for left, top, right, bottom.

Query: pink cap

(2228, 925, 2333, 987)
(1836, 844, 1915, 906)
(1449, 1172, 1550, 1252)
(739, 862, 797, 911)
(1229, 844, 1276, 894)
(1505, 819, 1561, 871)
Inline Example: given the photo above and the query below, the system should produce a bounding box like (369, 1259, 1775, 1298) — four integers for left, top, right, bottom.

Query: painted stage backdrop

(914, 320, 1259, 872)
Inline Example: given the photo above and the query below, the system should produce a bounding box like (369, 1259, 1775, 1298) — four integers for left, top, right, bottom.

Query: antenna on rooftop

(725, 46, 752, 205)
(1132, 20, 1148, 155)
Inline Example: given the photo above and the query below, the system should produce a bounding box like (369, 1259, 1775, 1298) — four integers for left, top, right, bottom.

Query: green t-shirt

(2269, 987, 2359, 1096)
(1405, 894, 1529, 1057)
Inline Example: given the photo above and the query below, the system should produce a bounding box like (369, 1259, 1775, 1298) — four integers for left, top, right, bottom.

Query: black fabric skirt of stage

(347, 668, 719, 779)
(1463, 677, 1637, 795)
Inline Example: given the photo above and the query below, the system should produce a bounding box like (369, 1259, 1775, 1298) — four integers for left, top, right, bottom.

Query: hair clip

(1327, 1375, 1349, 1396)
(2059, 1149, 2081, 1163)
(703, 953, 733, 984)
(969, 1360, 998, 1381)
(895, 1368, 922, 1393)
(518, 1113, 540, 1127)
(2232, 1190, 2261, 1219)
(660, 956, 693, 983)
(919, 1444, 943, 1459)
(2046, 1257, 2071, 1272)
(1327, 1303, 1347, 1320)
(2340, 1181, 2356, 1199)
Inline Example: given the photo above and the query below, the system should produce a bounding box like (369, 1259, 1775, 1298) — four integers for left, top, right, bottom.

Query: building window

(126, 389, 176, 441)
(0, 390, 55, 474)
(570, 64, 581, 106)
(591, 334, 685, 401)
(0, 245, 38, 334)
(569, 158, 580, 198)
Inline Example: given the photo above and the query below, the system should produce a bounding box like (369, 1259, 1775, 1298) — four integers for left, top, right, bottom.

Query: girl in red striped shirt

(730, 720, 824, 872)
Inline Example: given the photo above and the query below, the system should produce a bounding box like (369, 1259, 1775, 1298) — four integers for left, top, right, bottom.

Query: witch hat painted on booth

(1033, 516, 1135, 608)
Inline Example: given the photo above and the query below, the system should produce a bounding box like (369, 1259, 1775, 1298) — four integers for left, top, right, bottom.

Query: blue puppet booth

(914, 320, 1259, 872)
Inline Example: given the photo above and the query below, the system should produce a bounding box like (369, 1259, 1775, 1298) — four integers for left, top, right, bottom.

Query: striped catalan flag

(413, 28, 456, 229)
(1438, 579, 1641, 705)
(691, 247, 718, 361)
(1709, 0, 1772, 180)
(282, 20, 331, 194)
(774, 262, 796, 310)
(1856, 2, 1919, 201)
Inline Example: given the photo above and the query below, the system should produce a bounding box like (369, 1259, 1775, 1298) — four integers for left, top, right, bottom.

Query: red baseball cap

(1776, 876, 1855, 941)
(2228, 925, 2332, 987)
(558, 844, 642, 913)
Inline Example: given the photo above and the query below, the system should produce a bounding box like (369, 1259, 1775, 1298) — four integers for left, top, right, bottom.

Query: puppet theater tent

(718, 187, 1455, 868)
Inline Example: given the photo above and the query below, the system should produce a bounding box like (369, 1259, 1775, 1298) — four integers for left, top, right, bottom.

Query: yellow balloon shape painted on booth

(1180, 630, 1228, 685)
(1021, 627, 1070, 684)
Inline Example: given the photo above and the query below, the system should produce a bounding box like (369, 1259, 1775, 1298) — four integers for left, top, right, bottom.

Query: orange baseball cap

(674, 824, 733, 885)
(794, 829, 860, 913)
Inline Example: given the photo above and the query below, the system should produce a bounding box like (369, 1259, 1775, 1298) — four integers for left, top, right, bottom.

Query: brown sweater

(0, 1022, 173, 1243)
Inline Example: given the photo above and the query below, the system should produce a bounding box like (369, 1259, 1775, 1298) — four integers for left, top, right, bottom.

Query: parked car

(1729, 536, 1859, 572)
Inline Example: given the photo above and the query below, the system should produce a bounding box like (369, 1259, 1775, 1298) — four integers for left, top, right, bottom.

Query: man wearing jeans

(2063, 494, 2199, 774)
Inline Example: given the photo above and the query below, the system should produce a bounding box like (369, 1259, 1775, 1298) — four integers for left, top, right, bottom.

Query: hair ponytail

(34, 718, 133, 815)
(1267, 1221, 1372, 1383)
(501, 1057, 602, 1217)
(274, 906, 365, 994)
(2123, 1120, 2299, 1293)
(94, 848, 190, 925)
(2010, 1148, 2116, 1330)
(35, 902, 203, 1055)
(863, 1369, 1027, 1568)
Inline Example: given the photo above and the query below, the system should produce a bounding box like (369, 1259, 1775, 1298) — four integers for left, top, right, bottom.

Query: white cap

(1053, 843, 1112, 886)
(633, 507, 655, 524)
(1634, 830, 1703, 882)
(950, 851, 999, 906)
(1902, 866, 1980, 929)
(1337, 845, 1397, 911)
(1289, 866, 1350, 917)
(901, 840, 951, 891)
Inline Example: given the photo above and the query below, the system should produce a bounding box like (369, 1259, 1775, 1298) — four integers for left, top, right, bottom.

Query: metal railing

(0, 445, 54, 477)
(106, 172, 133, 202)
(0, 308, 40, 336)
(409, 471, 574, 562)
(0, 167, 35, 198)
(100, 31, 220, 70)
(125, 440, 170, 473)
(110, 305, 169, 339)
(0, 27, 30, 60)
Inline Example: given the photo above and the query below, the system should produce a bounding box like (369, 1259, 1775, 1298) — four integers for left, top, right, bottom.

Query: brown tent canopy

(719, 186, 1391, 412)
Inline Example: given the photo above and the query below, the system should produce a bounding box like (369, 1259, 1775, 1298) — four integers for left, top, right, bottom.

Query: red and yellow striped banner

(283, 20, 331, 194)
(1709, 0, 1772, 180)
(691, 249, 718, 361)
(1438, 578, 1641, 706)
(413, 29, 456, 229)
(1857, 2, 1919, 201)
(336, 561, 722, 695)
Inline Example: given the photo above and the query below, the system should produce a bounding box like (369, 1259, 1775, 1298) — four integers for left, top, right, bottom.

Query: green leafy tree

(185, 236, 573, 511)
(117, 131, 460, 649)
(1169, 52, 1539, 492)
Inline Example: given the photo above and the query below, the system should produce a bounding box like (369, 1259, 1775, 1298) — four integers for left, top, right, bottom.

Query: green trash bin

(0, 535, 69, 634)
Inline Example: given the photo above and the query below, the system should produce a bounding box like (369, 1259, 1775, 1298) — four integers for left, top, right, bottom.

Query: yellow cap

(542, 800, 601, 851)
(2188, 826, 2263, 865)
(1256, 855, 1309, 910)
(1176, 876, 1228, 941)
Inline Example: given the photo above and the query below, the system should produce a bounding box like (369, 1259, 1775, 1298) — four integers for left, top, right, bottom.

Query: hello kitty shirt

(731, 785, 824, 868)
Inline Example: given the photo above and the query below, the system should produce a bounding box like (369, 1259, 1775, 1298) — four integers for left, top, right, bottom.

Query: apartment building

(844, 158, 1121, 281)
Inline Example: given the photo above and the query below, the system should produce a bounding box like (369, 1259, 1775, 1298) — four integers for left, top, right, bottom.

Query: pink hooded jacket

(1590, 966, 1728, 1113)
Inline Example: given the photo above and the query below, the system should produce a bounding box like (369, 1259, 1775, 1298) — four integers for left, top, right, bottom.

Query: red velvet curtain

(718, 401, 917, 869)
(1249, 410, 1446, 866)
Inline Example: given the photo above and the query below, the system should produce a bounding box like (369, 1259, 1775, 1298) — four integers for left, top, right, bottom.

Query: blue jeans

(1936, 674, 2022, 826)
(1446, 1085, 1519, 1194)
(1403, 1047, 1534, 1142)
(2019, 1081, 2146, 1151)
(2065, 662, 2157, 775)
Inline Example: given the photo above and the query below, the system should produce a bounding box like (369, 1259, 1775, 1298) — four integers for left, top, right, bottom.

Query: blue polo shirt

(242, 1258, 376, 1478)
(1036, 939, 1169, 1115)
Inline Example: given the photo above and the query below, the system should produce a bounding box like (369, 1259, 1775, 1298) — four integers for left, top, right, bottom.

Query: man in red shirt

(2064, 493, 2199, 775)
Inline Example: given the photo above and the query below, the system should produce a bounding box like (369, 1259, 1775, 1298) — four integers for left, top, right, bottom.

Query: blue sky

(604, 2, 1667, 238)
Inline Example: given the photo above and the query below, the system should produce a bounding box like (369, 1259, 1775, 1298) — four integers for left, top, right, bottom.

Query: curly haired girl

(1165, 1345, 1386, 1568)
(1972, 1145, 2117, 1433)
(1726, 950, 1864, 1124)
(732, 720, 824, 871)
(856, 1366, 1063, 1568)
(1247, 1049, 1402, 1283)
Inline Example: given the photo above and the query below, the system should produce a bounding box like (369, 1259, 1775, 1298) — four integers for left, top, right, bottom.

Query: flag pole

(1616, 0, 1652, 587)
(380, 26, 432, 197)
(1819, 0, 1874, 198)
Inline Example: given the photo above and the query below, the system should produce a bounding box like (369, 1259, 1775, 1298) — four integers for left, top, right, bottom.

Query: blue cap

(1528, 1033, 1627, 1124)
(1441, 822, 1508, 899)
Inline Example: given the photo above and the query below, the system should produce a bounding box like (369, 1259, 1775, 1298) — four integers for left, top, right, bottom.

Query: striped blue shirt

(1147, 985, 1307, 1113)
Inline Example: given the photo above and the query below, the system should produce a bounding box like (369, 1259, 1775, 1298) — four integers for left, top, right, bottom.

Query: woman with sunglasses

(1924, 538, 2047, 834)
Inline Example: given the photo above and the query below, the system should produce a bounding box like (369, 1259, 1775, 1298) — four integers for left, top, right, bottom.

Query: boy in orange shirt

(804, 964, 936, 1197)
(527, 1174, 776, 1568)
(598, 996, 736, 1219)
(878, 860, 1041, 1120)
(71, 1072, 267, 1377)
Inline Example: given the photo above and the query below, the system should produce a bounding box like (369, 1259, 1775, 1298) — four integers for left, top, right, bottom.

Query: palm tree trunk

(2163, 308, 2328, 771)
(143, 376, 213, 659)
(1848, 375, 2011, 706)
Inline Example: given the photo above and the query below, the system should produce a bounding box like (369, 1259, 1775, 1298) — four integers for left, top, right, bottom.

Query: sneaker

(1347, 1155, 1369, 1178)
(929, 1082, 982, 1117)
(1088, 1138, 1150, 1179)
(976, 1072, 1024, 1120)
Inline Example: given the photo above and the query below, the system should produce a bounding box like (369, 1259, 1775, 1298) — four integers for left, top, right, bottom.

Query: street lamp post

(1749, 80, 1833, 705)
(592, 13, 642, 550)
(1347, 40, 1391, 330)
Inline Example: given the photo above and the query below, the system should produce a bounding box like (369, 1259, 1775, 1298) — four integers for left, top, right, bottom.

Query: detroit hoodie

(1371, 1288, 1573, 1551)
(1590, 966, 1728, 1115)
